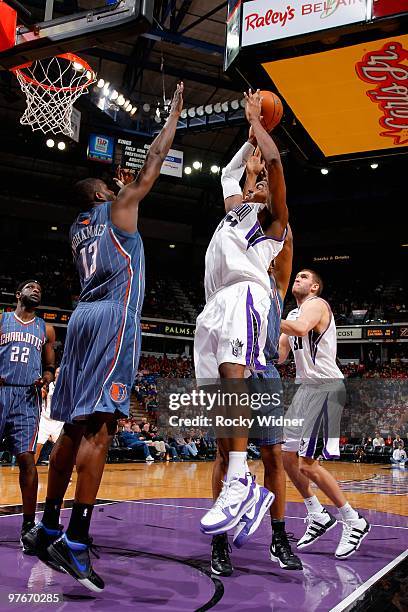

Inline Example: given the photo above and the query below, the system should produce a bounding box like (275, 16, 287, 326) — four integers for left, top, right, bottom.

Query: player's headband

(16, 279, 42, 293)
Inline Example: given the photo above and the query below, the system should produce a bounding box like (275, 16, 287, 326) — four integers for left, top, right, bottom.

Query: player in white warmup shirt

(35, 367, 64, 464)
(279, 269, 370, 559)
(195, 90, 288, 576)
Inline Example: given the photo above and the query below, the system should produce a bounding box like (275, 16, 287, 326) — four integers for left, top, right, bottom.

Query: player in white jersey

(35, 367, 64, 464)
(279, 269, 370, 559)
(196, 91, 288, 575)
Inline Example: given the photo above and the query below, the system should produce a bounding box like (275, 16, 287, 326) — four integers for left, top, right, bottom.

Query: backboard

(0, 0, 154, 69)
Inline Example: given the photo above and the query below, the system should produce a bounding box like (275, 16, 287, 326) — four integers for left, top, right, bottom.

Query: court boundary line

(329, 549, 408, 612)
(1, 498, 407, 530)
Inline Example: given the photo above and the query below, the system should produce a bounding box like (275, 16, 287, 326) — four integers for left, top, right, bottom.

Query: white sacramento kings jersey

(287, 297, 343, 381)
(204, 202, 285, 300)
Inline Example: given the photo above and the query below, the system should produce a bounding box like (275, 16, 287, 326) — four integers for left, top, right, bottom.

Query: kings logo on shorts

(109, 382, 128, 403)
(231, 338, 244, 358)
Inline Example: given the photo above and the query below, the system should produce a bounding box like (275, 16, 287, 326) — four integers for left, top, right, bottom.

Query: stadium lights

(130, 106, 137, 115)
(73, 61, 84, 72)
(154, 115, 161, 124)
(143, 103, 151, 113)
(51, 226, 58, 231)
(213, 102, 222, 113)
(211, 165, 220, 174)
(46, 138, 55, 148)
(125, 102, 133, 112)
(221, 101, 229, 113)
(231, 99, 240, 110)
(57, 141, 66, 151)
(169, 244, 176, 249)
(240, 98, 245, 108)
(96, 78, 104, 88)
(321, 168, 329, 175)
(180, 109, 188, 119)
(117, 95, 125, 106)
(370, 163, 379, 169)
(110, 90, 119, 101)
(196, 106, 204, 117)
(205, 104, 213, 115)
(188, 108, 196, 118)
(193, 161, 202, 170)
(184, 166, 192, 175)
(103, 82, 110, 95)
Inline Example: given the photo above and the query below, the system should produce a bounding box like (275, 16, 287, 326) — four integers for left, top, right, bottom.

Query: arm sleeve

(221, 141, 255, 200)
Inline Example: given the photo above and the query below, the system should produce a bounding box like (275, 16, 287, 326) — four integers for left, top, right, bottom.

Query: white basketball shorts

(37, 414, 64, 445)
(282, 381, 346, 459)
(194, 281, 271, 381)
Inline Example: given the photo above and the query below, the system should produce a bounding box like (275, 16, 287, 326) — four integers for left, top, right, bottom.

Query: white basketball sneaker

(297, 509, 337, 549)
(200, 474, 256, 535)
(335, 514, 370, 559)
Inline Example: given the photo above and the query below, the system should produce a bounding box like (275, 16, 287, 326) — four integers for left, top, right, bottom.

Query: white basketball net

(12, 54, 96, 136)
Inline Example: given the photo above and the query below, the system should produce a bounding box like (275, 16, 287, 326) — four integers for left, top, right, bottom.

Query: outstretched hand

(244, 89, 263, 124)
(169, 81, 184, 117)
(113, 165, 135, 189)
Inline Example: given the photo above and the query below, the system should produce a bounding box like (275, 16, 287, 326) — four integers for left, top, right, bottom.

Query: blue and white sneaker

(200, 474, 256, 535)
(21, 522, 64, 571)
(233, 484, 275, 548)
(47, 534, 104, 592)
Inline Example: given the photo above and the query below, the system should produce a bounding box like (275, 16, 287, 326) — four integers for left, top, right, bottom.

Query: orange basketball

(259, 91, 283, 132)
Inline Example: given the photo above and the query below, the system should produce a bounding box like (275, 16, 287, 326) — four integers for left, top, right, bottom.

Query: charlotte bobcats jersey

(71, 201, 145, 312)
(264, 274, 283, 363)
(204, 202, 286, 301)
(0, 312, 47, 385)
(286, 297, 343, 381)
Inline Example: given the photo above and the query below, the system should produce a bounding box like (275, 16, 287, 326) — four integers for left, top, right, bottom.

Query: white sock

(339, 502, 359, 522)
(244, 460, 250, 474)
(304, 495, 324, 515)
(226, 451, 247, 482)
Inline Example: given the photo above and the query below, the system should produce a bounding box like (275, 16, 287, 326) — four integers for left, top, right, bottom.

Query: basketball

(259, 90, 283, 132)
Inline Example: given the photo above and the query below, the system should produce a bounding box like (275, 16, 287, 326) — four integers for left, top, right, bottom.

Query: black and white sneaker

(335, 515, 370, 559)
(211, 533, 233, 577)
(270, 531, 303, 570)
(47, 534, 104, 592)
(21, 522, 64, 570)
(297, 510, 337, 549)
(20, 522, 35, 555)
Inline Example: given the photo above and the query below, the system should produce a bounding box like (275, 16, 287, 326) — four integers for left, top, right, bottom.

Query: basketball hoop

(10, 53, 96, 136)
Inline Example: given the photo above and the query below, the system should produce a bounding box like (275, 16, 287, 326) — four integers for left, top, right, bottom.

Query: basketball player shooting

(23, 83, 184, 592)
(195, 90, 288, 574)
(0, 281, 56, 549)
(279, 270, 370, 558)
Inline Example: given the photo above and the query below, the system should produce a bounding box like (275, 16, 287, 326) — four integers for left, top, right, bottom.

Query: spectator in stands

(120, 422, 154, 462)
(393, 434, 404, 449)
(373, 431, 385, 448)
(391, 444, 407, 467)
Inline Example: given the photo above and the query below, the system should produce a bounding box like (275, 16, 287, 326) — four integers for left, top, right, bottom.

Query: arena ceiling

(0, 0, 406, 264)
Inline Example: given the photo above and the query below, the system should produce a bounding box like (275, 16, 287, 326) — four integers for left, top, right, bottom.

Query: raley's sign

(242, 0, 368, 46)
(355, 41, 408, 146)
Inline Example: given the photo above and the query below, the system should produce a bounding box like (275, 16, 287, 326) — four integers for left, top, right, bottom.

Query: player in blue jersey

(0, 280, 56, 548)
(24, 83, 184, 591)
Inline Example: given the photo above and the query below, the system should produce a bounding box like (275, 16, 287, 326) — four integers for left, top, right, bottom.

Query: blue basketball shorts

(52, 301, 141, 422)
(0, 385, 41, 455)
(250, 364, 284, 446)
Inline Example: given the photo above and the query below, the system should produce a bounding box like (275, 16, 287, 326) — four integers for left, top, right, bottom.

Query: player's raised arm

(244, 90, 288, 238)
(273, 223, 293, 301)
(221, 127, 256, 213)
(112, 82, 184, 233)
(280, 299, 324, 337)
(42, 324, 56, 385)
